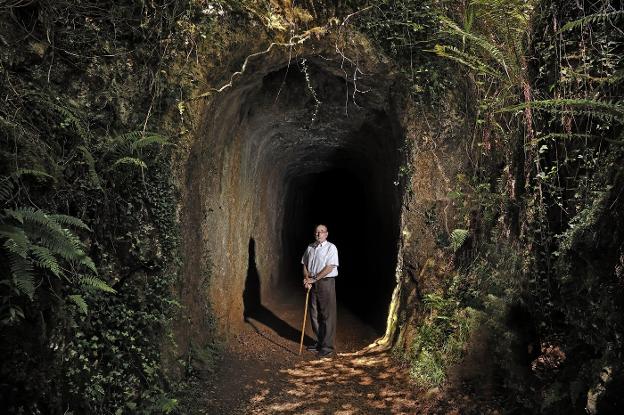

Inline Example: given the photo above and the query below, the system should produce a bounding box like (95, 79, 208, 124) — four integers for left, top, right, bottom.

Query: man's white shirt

(301, 240, 339, 278)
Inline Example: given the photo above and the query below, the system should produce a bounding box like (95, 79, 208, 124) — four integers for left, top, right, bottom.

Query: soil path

(188, 286, 457, 415)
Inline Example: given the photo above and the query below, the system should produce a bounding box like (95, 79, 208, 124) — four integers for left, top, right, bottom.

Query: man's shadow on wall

(243, 238, 313, 353)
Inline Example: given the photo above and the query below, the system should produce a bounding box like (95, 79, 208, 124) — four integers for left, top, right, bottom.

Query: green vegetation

(395, 0, 624, 412)
(404, 280, 482, 388)
(0, 1, 205, 412)
(1, 0, 622, 413)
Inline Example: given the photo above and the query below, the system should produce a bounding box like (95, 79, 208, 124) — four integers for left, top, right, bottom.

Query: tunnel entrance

(281, 124, 403, 334)
(187, 50, 406, 339)
(269, 62, 404, 335)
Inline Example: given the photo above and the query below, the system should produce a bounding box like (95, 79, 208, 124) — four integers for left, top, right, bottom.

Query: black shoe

(306, 344, 319, 351)
(317, 349, 334, 357)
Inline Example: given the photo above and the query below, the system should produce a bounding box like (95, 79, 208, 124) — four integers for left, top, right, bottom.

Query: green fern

(79, 275, 116, 293)
(132, 133, 170, 149)
(537, 133, 596, 141)
(115, 130, 144, 142)
(438, 15, 509, 73)
(0, 177, 13, 202)
(79, 253, 97, 274)
(0, 225, 30, 257)
(49, 214, 91, 232)
(103, 131, 169, 174)
(558, 10, 624, 33)
(77, 146, 102, 189)
(9, 252, 36, 300)
(14, 169, 54, 181)
(39, 97, 91, 141)
(28, 224, 84, 264)
(108, 131, 140, 161)
(30, 245, 62, 277)
(112, 157, 147, 169)
(0, 207, 107, 311)
(498, 98, 624, 121)
(67, 294, 88, 314)
(450, 229, 470, 252)
(5, 207, 52, 226)
(432, 44, 503, 79)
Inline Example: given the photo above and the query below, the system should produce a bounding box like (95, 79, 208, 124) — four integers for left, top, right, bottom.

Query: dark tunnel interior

(232, 62, 405, 336)
(281, 169, 399, 334)
(277, 120, 404, 334)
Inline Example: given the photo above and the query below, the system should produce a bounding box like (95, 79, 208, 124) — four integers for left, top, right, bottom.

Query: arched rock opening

(182, 46, 406, 339)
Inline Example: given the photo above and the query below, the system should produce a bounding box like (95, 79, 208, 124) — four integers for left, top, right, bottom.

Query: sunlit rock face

(180, 36, 407, 337)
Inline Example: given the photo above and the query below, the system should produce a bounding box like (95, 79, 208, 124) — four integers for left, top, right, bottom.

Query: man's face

(314, 226, 328, 244)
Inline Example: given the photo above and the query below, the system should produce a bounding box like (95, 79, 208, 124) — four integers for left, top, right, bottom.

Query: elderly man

(302, 224, 339, 357)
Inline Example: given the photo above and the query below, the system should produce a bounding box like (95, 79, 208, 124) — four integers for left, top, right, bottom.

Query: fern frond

(533, 108, 624, 124)
(49, 214, 91, 232)
(78, 253, 98, 274)
(116, 131, 144, 143)
(438, 15, 509, 74)
(5, 207, 50, 226)
(14, 169, 54, 181)
(0, 224, 30, 257)
(77, 146, 102, 188)
(432, 44, 504, 79)
(132, 133, 170, 149)
(537, 133, 597, 141)
(26, 223, 77, 258)
(108, 139, 134, 162)
(112, 157, 147, 169)
(558, 10, 624, 33)
(45, 99, 91, 141)
(79, 276, 116, 293)
(68, 294, 88, 314)
(0, 177, 14, 202)
(450, 229, 470, 252)
(58, 228, 89, 263)
(30, 244, 62, 277)
(18, 213, 93, 270)
(498, 99, 624, 121)
(9, 252, 35, 299)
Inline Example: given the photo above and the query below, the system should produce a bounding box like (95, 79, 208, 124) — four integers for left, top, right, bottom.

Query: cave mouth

(193, 55, 405, 338)
(281, 164, 401, 334)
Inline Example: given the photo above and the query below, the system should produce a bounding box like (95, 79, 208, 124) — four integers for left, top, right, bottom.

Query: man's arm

(312, 264, 335, 281)
(303, 264, 313, 289)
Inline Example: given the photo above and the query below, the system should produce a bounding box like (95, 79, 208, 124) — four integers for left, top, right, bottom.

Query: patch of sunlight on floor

(380, 389, 401, 397)
(250, 388, 270, 403)
(269, 401, 304, 412)
(250, 351, 422, 414)
(283, 368, 309, 376)
(358, 376, 374, 385)
(370, 399, 387, 409)
(286, 388, 307, 397)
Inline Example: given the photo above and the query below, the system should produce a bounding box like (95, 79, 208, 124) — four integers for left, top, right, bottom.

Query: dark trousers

(309, 277, 336, 352)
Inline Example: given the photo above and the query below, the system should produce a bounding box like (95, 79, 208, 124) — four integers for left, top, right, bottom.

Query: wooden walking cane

(299, 286, 311, 355)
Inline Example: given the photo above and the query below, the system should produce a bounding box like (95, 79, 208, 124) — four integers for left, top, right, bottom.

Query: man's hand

(303, 276, 315, 287)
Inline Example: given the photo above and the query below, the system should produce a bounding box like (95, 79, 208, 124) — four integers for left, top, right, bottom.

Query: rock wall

(174, 30, 469, 352)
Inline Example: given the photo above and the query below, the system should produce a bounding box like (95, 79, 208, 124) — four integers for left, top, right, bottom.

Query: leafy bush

(406, 278, 482, 388)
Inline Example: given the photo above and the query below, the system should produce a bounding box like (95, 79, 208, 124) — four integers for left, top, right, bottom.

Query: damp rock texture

(175, 33, 469, 354)
(177, 34, 408, 340)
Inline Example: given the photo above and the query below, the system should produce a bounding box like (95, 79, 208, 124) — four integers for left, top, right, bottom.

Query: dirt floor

(184, 288, 499, 415)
